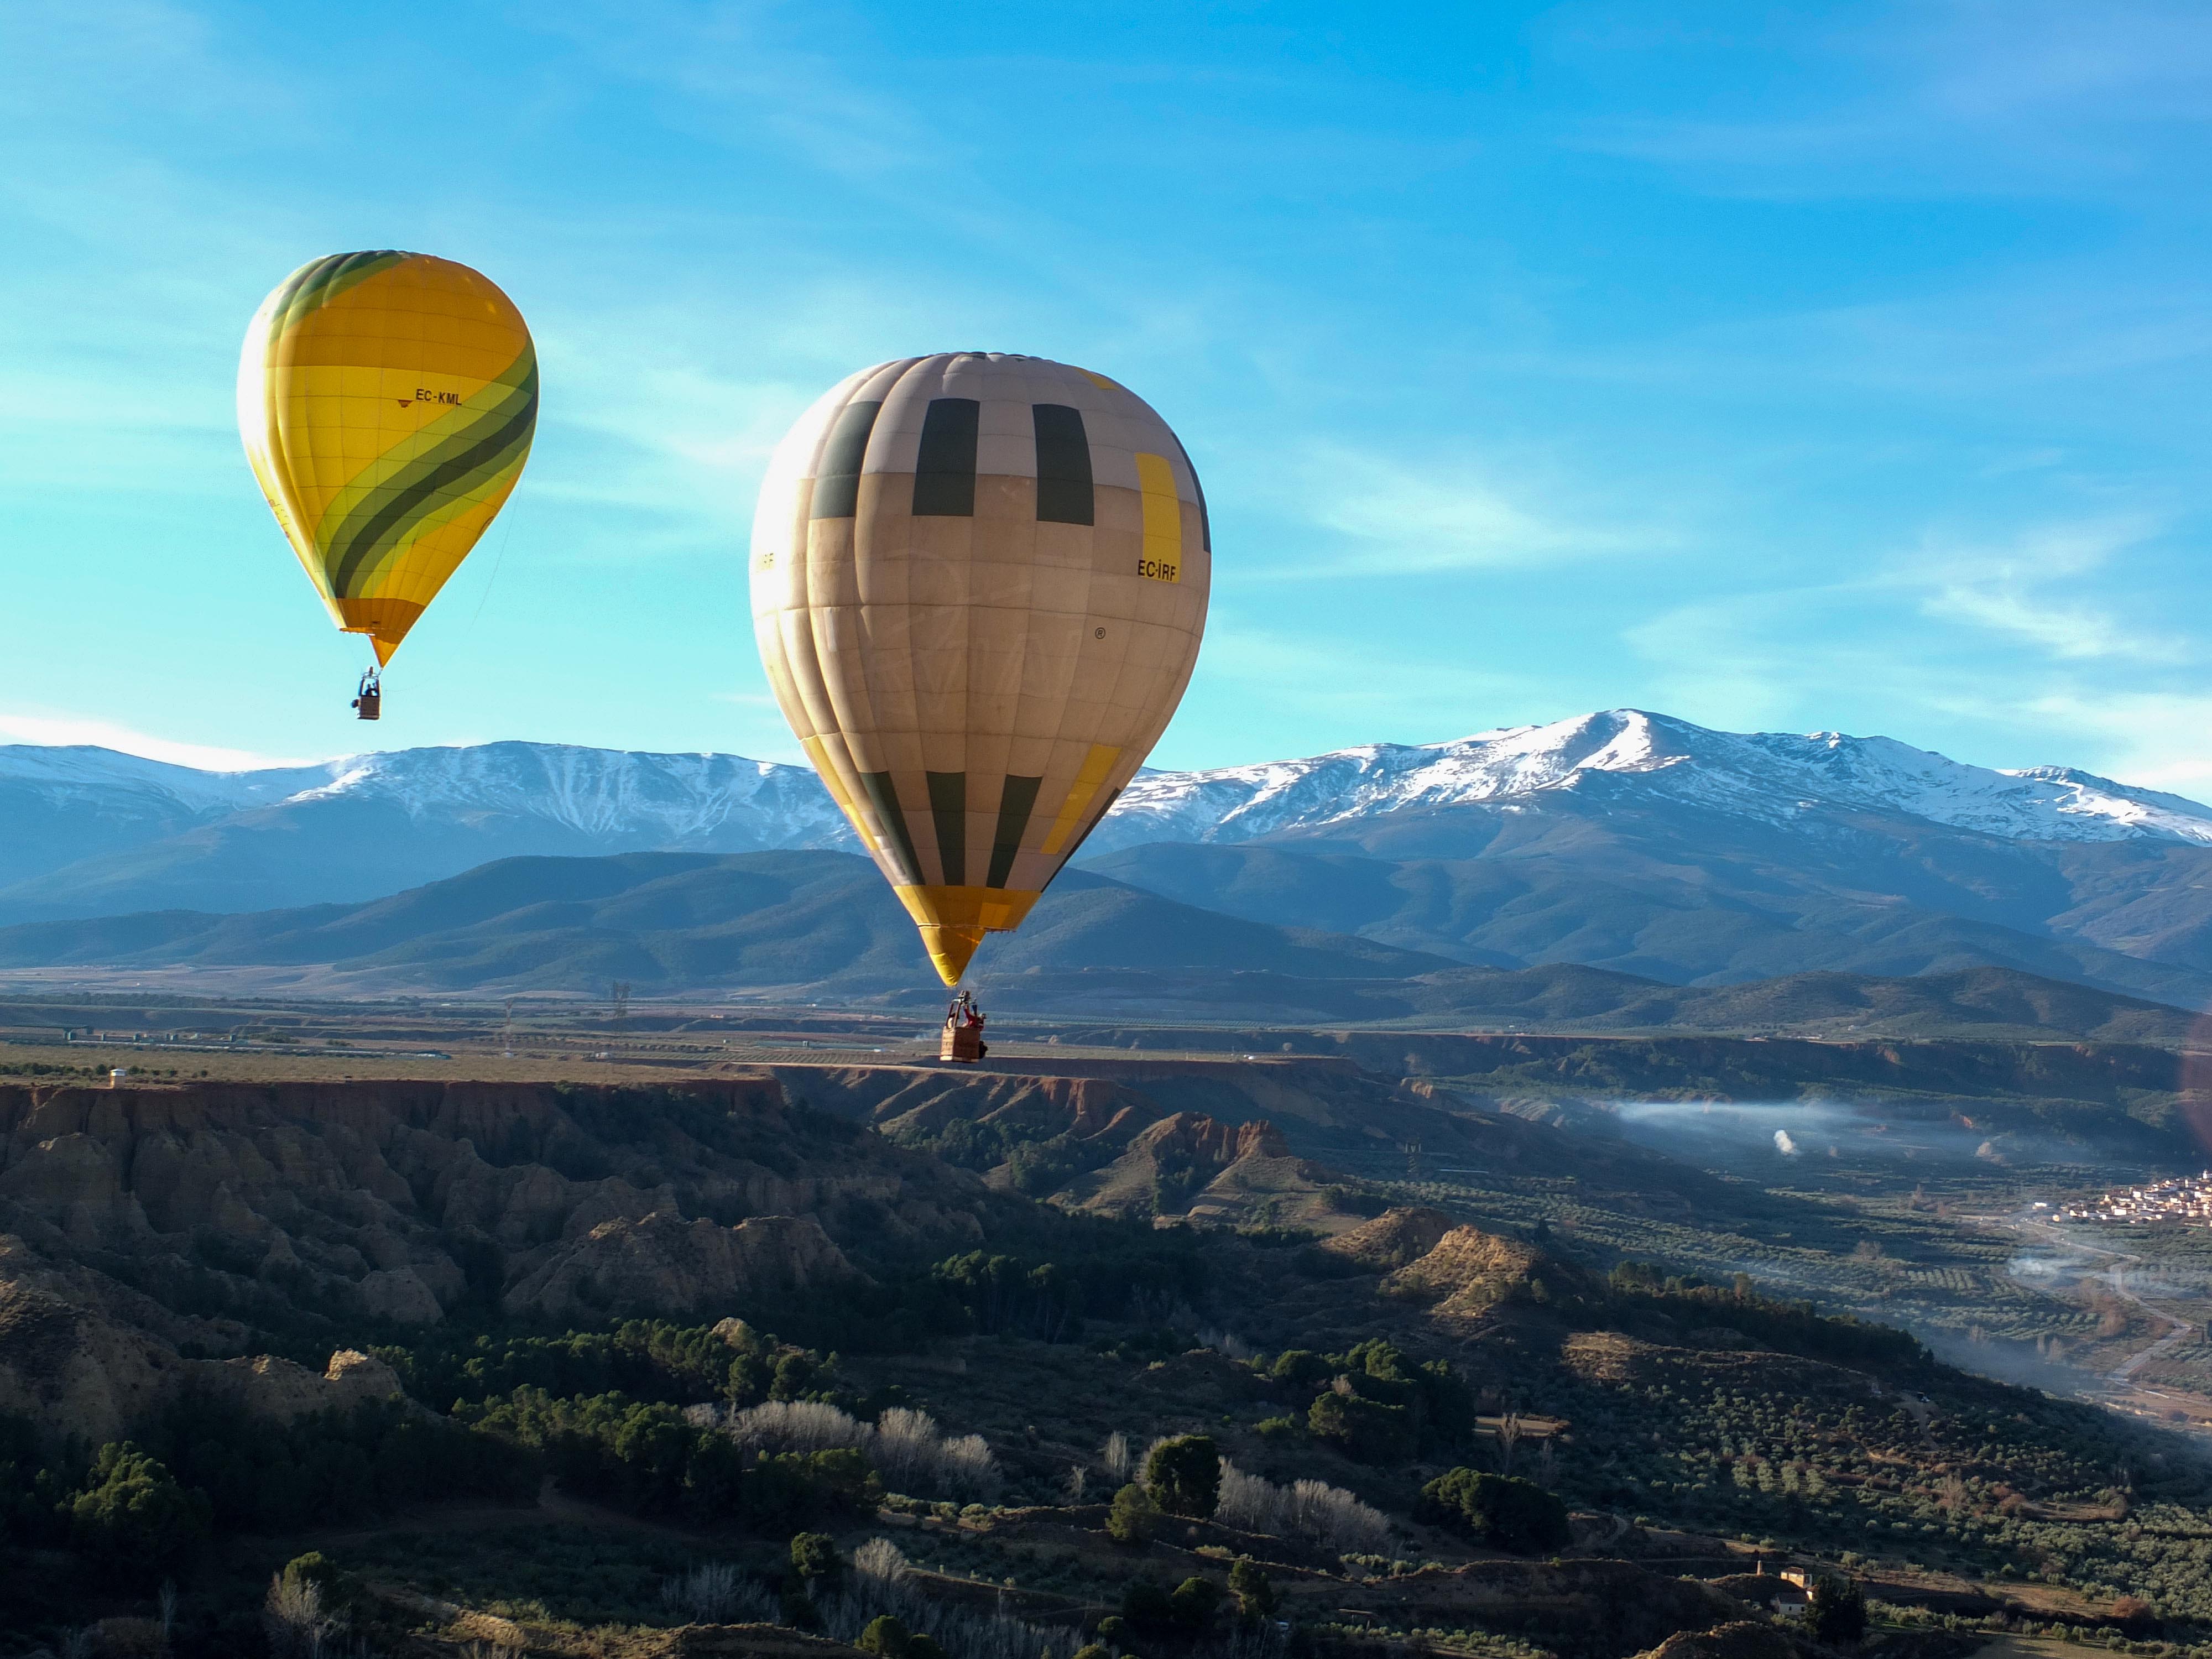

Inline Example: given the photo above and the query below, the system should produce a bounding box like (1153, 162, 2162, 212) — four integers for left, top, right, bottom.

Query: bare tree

(854, 1538, 911, 1584)
(265, 1574, 344, 1658)
(661, 1562, 758, 1623)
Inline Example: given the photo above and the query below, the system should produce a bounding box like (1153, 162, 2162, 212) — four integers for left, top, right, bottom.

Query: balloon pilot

(351, 667, 382, 722)
(939, 988, 988, 1063)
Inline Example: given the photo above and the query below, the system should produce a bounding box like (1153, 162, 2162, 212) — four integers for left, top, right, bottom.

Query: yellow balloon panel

(238, 251, 538, 664)
(750, 353, 1212, 983)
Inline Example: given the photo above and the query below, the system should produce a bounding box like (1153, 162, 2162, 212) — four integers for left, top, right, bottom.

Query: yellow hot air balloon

(238, 251, 538, 712)
(750, 352, 1212, 984)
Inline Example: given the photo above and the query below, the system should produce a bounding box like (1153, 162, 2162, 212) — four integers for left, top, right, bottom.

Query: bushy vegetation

(144, 1392, 532, 1533)
(1109, 1480, 1161, 1545)
(375, 1316, 805, 1410)
(1417, 1468, 1571, 1554)
(1215, 1460, 1392, 1552)
(66, 1442, 211, 1575)
(1265, 1337, 1475, 1462)
(455, 1386, 878, 1528)
(21, 1070, 2212, 1659)
(1605, 1261, 1929, 1370)
(1807, 1575, 1869, 1646)
(710, 1400, 1001, 1500)
(1144, 1433, 1221, 1518)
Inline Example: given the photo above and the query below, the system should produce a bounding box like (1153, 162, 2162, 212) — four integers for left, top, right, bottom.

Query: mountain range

(9, 708, 2212, 1008)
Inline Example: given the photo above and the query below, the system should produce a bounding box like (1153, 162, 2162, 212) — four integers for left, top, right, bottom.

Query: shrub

(91, 1616, 165, 1657)
(1123, 1578, 1175, 1627)
(1170, 1575, 1224, 1628)
(1308, 1389, 1413, 1463)
(1230, 1557, 1277, 1619)
(67, 1443, 210, 1574)
(1271, 1350, 1332, 1390)
(143, 1392, 530, 1532)
(794, 1530, 846, 1589)
(1417, 1468, 1569, 1554)
(462, 1387, 872, 1528)
(263, 1569, 342, 1658)
(860, 1614, 912, 1656)
(1808, 1577, 1867, 1646)
(719, 1402, 1001, 1503)
(279, 1552, 342, 1599)
(1109, 1481, 1161, 1546)
(1143, 1434, 1220, 1519)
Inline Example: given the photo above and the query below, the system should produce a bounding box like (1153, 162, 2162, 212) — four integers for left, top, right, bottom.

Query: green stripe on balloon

(323, 355, 538, 593)
(270, 250, 408, 340)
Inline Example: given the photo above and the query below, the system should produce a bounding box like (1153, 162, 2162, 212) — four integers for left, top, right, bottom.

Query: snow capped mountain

(0, 744, 333, 818)
(246, 742, 855, 847)
(1087, 709, 2212, 853)
(5, 711, 2210, 927)
(0, 740, 855, 863)
(0, 741, 855, 922)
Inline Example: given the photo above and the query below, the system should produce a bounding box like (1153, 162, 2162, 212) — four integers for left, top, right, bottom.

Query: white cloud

(1285, 444, 1653, 577)
(0, 711, 320, 771)
(1900, 518, 2182, 663)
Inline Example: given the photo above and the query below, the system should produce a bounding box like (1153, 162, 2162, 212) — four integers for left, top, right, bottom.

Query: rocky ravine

(0, 1076, 989, 1440)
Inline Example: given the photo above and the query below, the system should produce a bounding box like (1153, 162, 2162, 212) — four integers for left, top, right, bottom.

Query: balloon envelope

(750, 352, 1212, 983)
(238, 251, 538, 666)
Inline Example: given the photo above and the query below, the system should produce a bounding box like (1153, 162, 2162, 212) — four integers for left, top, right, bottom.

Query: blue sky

(6, 2, 2212, 791)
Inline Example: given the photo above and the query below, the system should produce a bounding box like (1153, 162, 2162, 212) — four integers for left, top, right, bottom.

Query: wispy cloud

(1902, 518, 2181, 662)
(0, 711, 320, 771)
(1280, 443, 1656, 577)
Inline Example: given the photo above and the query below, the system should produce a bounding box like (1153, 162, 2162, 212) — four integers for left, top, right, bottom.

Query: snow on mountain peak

(6, 711, 2209, 884)
(1093, 709, 2212, 853)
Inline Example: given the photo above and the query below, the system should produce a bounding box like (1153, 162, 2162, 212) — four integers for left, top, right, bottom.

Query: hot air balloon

(751, 352, 1212, 985)
(238, 251, 538, 718)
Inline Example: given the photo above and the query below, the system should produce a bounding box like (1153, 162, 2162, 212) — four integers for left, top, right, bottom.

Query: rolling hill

(0, 848, 2203, 1039)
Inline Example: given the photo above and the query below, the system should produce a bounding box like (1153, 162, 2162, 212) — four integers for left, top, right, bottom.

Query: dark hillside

(1, 849, 2207, 1042)
(4, 1067, 2210, 1656)
(1082, 796, 2212, 1006)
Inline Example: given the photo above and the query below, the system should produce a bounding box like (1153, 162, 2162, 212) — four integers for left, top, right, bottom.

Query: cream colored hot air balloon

(238, 251, 538, 716)
(751, 353, 1212, 984)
